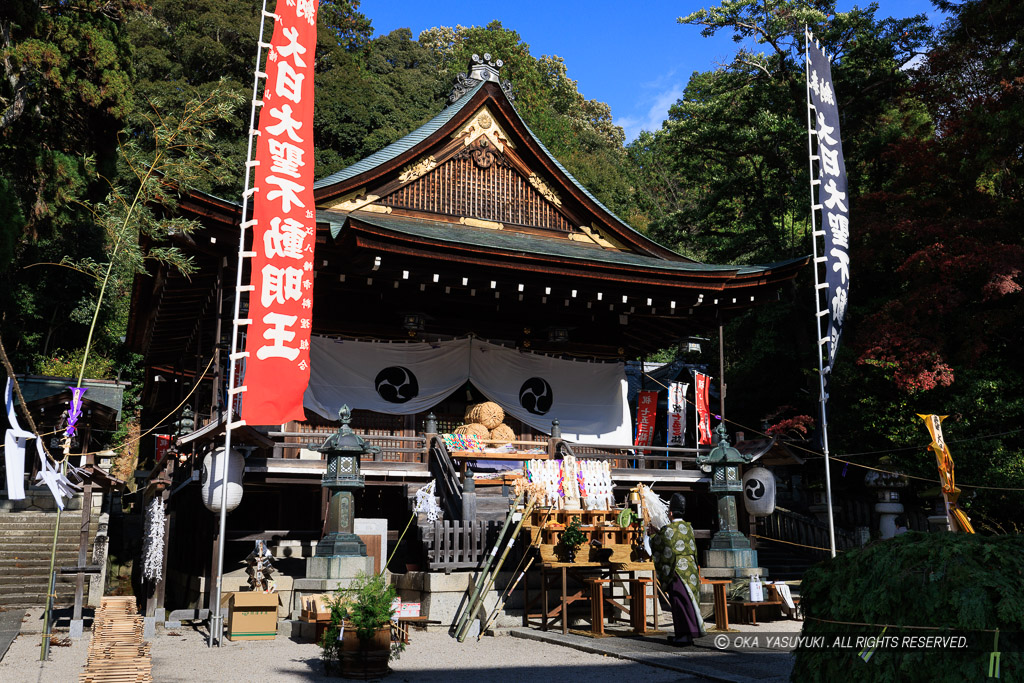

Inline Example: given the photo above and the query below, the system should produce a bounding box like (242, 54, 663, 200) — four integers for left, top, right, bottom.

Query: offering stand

(523, 560, 658, 636)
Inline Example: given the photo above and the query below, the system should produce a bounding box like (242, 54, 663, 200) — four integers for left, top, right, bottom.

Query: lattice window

(383, 153, 573, 232)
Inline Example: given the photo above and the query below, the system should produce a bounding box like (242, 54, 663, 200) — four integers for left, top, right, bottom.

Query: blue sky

(362, 0, 941, 142)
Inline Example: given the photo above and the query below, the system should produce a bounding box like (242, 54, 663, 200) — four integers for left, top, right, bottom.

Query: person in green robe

(650, 493, 706, 645)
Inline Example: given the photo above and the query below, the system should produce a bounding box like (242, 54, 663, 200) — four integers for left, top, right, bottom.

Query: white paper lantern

(741, 466, 776, 517)
(201, 447, 244, 513)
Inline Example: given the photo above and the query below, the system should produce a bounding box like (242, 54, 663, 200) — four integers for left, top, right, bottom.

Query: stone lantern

(864, 468, 909, 539)
(313, 406, 376, 559)
(697, 423, 759, 577)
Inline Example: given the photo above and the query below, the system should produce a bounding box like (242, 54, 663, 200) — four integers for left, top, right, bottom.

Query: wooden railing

(267, 431, 427, 462)
(558, 440, 705, 470)
(757, 507, 859, 558)
(422, 519, 499, 573)
(426, 435, 464, 521)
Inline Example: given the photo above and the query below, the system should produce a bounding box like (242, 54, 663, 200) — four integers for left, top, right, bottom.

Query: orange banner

(918, 413, 974, 533)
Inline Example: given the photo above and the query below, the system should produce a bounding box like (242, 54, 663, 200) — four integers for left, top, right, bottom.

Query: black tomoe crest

(519, 377, 553, 415)
(374, 366, 419, 403)
(745, 478, 765, 501)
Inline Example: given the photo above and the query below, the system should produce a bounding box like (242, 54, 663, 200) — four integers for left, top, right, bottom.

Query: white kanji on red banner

(243, 1, 319, 425)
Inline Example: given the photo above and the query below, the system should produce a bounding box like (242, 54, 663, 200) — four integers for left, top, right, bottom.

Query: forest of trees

(1, 0, 1021, 530)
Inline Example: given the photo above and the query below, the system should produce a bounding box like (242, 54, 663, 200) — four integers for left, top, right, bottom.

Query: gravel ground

(0, 625, 700, 682)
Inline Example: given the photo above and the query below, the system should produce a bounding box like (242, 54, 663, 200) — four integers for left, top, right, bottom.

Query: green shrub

(792, 532, 1024, 682)
(319, 572, 403, 674)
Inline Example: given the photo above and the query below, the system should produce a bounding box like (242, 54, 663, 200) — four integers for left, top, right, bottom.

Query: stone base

(292, 556, 376, 619)
(305, 554, 375, 580)
(700, 566, 768, 580)
(704, 547, 759, 572)
(69, 619, 84, 639)
(394, 571, 491, 630)
(315, 532, 366, 558)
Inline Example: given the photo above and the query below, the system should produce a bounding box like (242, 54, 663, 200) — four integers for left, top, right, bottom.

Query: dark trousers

(667, 576, 701, 640)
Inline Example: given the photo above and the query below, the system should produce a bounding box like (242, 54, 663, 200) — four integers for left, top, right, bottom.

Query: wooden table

(449, 451, 546, 482)
(524, 561, 658, 636)
(392, 616, 440, 644)
(700, 577, 732, 631)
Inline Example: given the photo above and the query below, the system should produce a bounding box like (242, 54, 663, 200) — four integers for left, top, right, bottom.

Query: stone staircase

(0, 510, 97, 608)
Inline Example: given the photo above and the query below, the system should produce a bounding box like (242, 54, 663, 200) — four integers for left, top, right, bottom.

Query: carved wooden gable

(326, 105, 631, 250)
(378, 106, 574, 233)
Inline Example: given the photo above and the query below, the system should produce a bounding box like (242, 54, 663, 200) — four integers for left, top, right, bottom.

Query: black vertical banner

(807, 35, 850, 387)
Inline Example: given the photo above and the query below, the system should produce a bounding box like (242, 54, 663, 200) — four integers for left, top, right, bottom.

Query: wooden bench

(767, 583, 802, 620)
(728, 599, 783, 625)
(728, 584, 801, 625)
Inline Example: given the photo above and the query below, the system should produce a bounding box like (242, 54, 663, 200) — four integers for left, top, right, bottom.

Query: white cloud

(616, 84, 685, 143)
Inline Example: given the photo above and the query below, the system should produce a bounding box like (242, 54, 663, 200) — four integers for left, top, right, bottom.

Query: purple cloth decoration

(65, 386, 87, 438)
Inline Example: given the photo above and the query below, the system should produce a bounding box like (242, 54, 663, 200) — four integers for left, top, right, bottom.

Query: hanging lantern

(201, 447, 244, 513)
(741, 466, 776, 517)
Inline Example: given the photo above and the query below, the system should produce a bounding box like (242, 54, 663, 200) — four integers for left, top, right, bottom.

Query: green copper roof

(313, 81, 486, 190)
(336, 212, 806, 276)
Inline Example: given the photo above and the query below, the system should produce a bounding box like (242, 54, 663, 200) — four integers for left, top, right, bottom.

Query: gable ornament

(528, 173, 562, 207)
(398, 155, 437, 184)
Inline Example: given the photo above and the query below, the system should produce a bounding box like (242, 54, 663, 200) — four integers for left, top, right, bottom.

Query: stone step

(0, 593, 76, 608)
(0, 549, 86, 561)
(0, 527, 95, 538)
(0, 510, 88, 521)
(0, 556, 86, 568)
(0, 552, 83, 565)
(0, 574, 80, 588)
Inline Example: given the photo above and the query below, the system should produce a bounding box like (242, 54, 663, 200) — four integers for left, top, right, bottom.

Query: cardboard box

(300, 594, 332, 623)
(224, 591, 279, 641)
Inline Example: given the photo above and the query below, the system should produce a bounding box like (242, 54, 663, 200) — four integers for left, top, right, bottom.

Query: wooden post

(547, 419, 562, 458)
(152, 487, 171, 620)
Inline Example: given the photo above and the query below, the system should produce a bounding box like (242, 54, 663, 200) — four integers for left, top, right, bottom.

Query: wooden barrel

(339, 626, 391, 679)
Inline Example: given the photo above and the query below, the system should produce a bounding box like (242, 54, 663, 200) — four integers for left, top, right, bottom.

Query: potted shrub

(557, 517, 588, 562)
(320, 572, 404, 678)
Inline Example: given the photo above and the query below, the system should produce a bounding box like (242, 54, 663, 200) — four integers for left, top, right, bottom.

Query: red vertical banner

(241, 0, 319, 426)
(695, 372, 713, 445)
(635, 390, 658, 452)
(155, 434, 172, 465)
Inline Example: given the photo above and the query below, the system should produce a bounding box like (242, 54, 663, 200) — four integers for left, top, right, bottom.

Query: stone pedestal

(928, 514, 952, 532)
(703, 490, 759, 577)
(305, 555, 375, 581)
(875, 501, 904, 539)
(700, 566, 767, 580)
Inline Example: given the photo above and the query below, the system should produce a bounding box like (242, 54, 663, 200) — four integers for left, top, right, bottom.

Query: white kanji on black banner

(807, 32, 850, 390)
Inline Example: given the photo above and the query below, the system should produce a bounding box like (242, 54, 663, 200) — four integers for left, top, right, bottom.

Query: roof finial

(447, 54, 514, 106)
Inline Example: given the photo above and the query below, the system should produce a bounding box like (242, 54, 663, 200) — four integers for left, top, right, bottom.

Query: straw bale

(454, 423, 489, 439)
(466, 402, 504, 429)
(488, 424, 516, 446)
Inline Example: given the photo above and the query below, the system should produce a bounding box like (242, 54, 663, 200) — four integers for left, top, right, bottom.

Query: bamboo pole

(456, 497, 537, 642)
(453, 492, 523, 636)
(479, 556, 534, 639)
